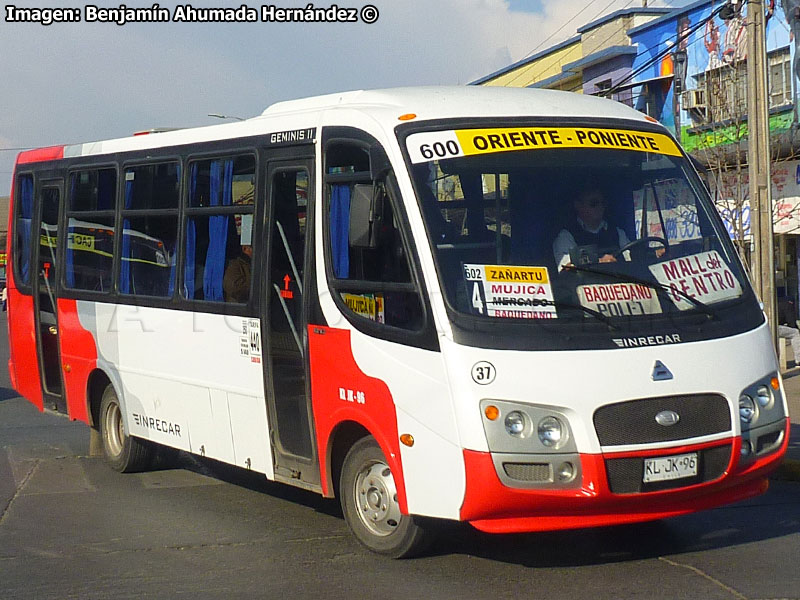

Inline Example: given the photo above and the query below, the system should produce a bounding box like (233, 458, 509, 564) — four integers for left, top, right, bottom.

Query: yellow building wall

(482, 40, 582, 88)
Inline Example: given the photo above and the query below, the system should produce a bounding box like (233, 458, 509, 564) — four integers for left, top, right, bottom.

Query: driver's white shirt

(553, 218, 631, 271)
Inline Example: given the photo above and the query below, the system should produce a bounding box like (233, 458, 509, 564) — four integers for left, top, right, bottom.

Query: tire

(99, 384, 153, 473)
(340, 437, 433, 558)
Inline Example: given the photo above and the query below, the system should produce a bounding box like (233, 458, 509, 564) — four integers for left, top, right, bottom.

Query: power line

(602, 3, 726, 98)
(521, 0, 606, 60)
(503, 0, 637, 88)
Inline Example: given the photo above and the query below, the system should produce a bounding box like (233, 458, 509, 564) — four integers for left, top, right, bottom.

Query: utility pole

(746, 0, 777, 345)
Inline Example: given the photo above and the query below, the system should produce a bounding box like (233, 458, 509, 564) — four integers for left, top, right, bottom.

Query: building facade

(473, 0, 800, 316)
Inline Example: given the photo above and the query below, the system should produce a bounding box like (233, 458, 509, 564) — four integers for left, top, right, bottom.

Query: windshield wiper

(482, 298, 620, 329)
(562, 264, 718, 319)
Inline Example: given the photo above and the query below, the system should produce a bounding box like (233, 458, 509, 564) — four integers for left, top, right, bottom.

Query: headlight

(739, 394, 756, 424)
(538, 416, 564, 447)
(756, 385, 771, 408)
(504, 411, 527, 437)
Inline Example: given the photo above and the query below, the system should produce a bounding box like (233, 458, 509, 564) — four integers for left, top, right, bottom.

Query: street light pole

(746, 0, 776, 346)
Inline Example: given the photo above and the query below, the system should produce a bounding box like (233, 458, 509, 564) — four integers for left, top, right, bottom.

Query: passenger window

(325, 142, 423, 330)
(65, 168, 117, 292)
(183, 155, 255, 302)
(14, 174, 34, 287)
(119, 163, 180, 297)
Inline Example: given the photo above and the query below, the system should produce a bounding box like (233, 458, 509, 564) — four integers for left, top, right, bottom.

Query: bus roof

(19, 86, 655, 164)
(260, 86, 650, 123)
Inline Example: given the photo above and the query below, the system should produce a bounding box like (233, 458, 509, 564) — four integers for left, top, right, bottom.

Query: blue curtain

(203, 160, 232, 301)
(19, 175, 34, 285)
(167, 165, 181, 297)
(120, 177, 134, 294)
(65, 176, 77, 287)
(330, 184, 350, 278)
(184, 164, 198, 298)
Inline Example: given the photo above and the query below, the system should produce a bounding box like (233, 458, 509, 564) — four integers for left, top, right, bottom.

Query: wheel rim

(353, 460, 402, 537)
(103, 400, 124, 458)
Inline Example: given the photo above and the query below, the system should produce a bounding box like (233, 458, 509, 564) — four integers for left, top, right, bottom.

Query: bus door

(262, 157, 320, 488)
(33, 178, 65, 412)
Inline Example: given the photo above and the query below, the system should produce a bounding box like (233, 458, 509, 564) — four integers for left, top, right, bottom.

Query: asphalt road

(1, 312, 800, 600)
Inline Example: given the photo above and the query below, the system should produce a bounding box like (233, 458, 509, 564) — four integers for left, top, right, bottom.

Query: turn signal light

(484, 405, 500, 421)
(398, 113, 417, 121)
(770, 377, 780, 390)
(400, 434, 415, 447)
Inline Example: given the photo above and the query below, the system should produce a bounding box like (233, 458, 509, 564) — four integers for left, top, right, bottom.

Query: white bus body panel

(77, 301, 272, 476)
(443, 321, 782, 454)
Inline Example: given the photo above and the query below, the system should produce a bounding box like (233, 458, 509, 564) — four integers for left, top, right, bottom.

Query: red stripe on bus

(307, 325, 406, 511)
(56, 299, 96, 423)
(7, 290, 43, 410)
(16, 146, 65, 164)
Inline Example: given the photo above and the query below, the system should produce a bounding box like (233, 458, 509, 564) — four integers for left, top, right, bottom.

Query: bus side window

(182, 155, 255, 303)
(64, 168, 117, 293)
(325, 142, 423, 331)
(119, 162, 180, 298)
(13, 174, 34, 287)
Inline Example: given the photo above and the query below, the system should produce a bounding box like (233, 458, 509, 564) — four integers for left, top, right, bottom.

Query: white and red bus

(6, 87, 789, 557)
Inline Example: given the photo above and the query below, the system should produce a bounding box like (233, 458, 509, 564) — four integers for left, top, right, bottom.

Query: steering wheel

(613, 236, 669, 259)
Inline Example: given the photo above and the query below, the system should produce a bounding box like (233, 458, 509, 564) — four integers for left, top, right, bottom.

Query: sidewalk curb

(772, 458, 800, 482)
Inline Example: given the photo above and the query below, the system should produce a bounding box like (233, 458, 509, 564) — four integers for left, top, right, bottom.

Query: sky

(0, 0, 693, 195)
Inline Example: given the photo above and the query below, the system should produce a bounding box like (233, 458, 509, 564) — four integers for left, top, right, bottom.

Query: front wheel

(340, 437, 433, 558)
(99, 384, 153, 473)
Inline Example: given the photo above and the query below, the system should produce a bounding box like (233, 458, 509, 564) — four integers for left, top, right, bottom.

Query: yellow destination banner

(454, 127, 682, 157)
(484, 265, 550, 284)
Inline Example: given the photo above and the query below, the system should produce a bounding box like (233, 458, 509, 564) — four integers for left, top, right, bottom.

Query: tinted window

(183, 155, 255, 303)
(65, 168, 117, 292)
(14, 174, 34, 286)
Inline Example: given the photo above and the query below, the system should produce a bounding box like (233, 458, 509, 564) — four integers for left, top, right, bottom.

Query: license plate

(643, 452, 698, 483)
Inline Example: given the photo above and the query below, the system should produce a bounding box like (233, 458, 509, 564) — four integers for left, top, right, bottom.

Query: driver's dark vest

(566, 220, 620, 253)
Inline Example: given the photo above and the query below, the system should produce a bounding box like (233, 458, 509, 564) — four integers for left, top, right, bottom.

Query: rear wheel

(99, 384, 153, 473)
(340, 437, 433, 558)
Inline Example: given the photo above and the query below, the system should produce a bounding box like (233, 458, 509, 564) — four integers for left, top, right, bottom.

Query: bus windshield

(404, 123, 758, 344)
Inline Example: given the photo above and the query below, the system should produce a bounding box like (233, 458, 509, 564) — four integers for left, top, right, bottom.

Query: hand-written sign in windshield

(406, 126, 682, 163)
(464, 264, 556, 319)
(577, 282, 663, 317)
(648, 251, 742, 310)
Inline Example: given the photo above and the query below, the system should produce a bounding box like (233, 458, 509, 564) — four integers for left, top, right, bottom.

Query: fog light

(756, 386, 771, 408)
(504, 411, 527, 437)
(538, 416, 564, 448)
(739, 394, 755, 424)
(557, 462, 575, 482)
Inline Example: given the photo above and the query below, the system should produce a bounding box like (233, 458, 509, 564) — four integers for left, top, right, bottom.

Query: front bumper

(459, 418, 790, 534)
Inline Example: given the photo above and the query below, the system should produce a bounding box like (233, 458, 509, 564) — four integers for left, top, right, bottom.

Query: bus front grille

(593, 394, 731, 446)
(502, 462, 551, 482)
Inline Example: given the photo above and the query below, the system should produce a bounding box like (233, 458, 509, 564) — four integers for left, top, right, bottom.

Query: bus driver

(552, 185, 630, 271)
